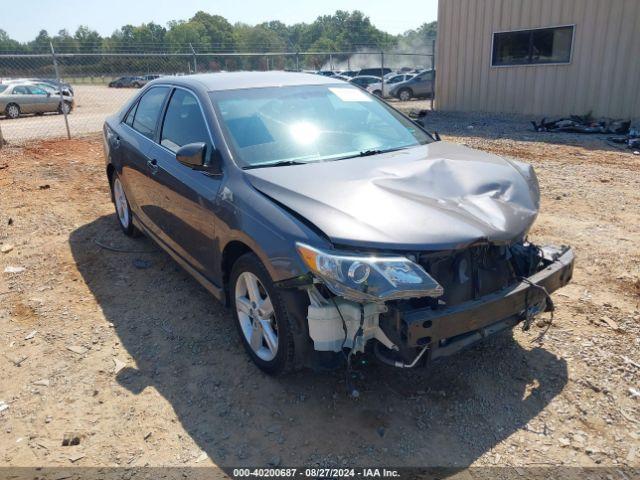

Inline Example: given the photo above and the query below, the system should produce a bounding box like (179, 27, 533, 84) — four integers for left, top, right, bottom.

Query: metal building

(435, 0, 640, 118)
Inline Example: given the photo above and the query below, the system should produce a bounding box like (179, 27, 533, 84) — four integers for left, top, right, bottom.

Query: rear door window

(130, 87, 169, 139)
(160, 89, 211, 153)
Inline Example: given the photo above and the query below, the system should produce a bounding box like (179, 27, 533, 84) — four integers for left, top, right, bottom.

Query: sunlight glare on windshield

(289, 121, 321, 145)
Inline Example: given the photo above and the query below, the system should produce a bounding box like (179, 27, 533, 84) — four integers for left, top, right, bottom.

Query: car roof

(154, 71, 341, 92)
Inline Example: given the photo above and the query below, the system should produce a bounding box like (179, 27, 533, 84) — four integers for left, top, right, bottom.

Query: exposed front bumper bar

(396, 247, 574, 361)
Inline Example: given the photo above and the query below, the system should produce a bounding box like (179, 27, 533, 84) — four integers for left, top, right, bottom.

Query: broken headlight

(296, 243, 443, 303)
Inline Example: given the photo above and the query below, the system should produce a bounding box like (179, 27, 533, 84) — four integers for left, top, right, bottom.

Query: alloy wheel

(235, 271, 278, 361)
(7, 105, 19, 119)
(113, 177, 130, 228)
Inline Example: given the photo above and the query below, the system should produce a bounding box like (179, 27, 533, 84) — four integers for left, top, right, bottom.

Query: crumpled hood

(244, 141, 540, 250)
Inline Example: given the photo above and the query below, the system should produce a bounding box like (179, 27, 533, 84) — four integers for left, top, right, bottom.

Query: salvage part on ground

(608, 124, 640, 150)
(532, 114, 630, 134)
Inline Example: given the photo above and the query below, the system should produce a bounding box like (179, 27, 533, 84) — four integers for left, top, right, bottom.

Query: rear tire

(5, 103, 20, 119)
(110, 173, 139, 237)
(230, 253, 295, 375)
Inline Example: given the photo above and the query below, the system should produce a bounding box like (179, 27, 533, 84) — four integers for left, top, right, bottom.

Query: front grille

(418, 244, 516, 307)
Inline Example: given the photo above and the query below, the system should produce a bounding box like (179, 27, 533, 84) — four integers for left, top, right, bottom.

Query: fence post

(380, 51, 385, 97)
(430, 39, 436, 111)
(49, 42, 71, 140)
(190, 43, 197, 73)
(295, 52, 300, 72)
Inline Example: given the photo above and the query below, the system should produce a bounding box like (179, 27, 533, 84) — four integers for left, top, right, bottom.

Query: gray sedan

(388, 69, 436, 101)
(0, 83, 72, 119)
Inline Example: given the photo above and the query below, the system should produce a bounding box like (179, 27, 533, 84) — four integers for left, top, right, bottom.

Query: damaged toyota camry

(103, 72, 574, 375)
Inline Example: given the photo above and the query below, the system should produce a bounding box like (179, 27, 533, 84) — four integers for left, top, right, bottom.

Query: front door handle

(146, 159, 159, 175)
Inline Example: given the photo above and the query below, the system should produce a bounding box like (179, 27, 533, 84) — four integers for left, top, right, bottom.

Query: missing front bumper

(383, 246, 574, 362)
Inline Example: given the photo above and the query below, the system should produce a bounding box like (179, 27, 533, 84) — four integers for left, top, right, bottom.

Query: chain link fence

(0, 43, 434, 146)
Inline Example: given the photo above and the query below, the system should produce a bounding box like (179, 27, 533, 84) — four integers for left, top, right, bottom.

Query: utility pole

(430, 39, 436, 111)
(380, 51, 385, 97)
(50, 42, 71, 140)
(190, 43, 197, 73)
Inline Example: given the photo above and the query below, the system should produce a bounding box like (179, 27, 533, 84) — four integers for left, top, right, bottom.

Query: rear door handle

(146, 158, 159, 175)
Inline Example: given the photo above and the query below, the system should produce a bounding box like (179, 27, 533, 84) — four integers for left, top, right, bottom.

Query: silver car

(0, 83, 73, 119)
(388, 69, 436, 101)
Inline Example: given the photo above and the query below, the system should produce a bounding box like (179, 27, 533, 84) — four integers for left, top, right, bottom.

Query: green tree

(190, 11, 235, 51)
(0, 29, 23, 52)
(74, 26, 103, 52)
(29, 29, 52, 53)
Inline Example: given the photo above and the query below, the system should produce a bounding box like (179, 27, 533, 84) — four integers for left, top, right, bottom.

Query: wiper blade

(335, 146, 412, 161)
(243, 160, 307, 170)
(358, 149, 383, 157)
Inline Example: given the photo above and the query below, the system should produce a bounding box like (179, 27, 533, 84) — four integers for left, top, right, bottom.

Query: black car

(103, 72, 574, 376)
(108, 76, 144, 88)
(358, 67, 392, 77)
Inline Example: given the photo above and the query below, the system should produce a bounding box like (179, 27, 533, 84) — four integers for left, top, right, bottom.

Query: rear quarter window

(128, 87, 169, 139)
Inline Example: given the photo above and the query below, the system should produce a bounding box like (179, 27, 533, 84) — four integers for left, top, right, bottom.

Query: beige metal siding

(435, 0, 640, 118)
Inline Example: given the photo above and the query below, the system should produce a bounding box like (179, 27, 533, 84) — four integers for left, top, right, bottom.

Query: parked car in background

(349, 75, 381, 89)
(388, 69, 436, 101)
(0, 82, 73, 119)
(102, 71, 574, 376)
(340, 70, 359, 78)
(30, 81, 75, 105)
(366, 73, 415, 97)
(28, 78, 74, 96)
(108, 76, 145, 88)
(358, 67, 392, 77)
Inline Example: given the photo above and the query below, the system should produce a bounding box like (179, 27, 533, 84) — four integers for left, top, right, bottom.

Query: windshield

(210, 84, 432, 168)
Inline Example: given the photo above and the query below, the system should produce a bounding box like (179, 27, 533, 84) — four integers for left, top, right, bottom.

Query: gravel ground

(0, 112, 639, 472)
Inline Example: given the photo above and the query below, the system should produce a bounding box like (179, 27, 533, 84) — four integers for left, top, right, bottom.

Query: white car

(366, 73, 415, 98)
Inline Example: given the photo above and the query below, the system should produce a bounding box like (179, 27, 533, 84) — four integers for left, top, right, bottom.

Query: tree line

(0, 11, 436, 74)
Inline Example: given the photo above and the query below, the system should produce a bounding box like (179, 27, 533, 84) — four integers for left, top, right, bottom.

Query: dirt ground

(0, 85, 138, 143)
(0, 112, 639, 473)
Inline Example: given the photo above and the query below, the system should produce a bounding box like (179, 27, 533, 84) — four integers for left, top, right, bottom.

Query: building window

(492, 25, 574, 66)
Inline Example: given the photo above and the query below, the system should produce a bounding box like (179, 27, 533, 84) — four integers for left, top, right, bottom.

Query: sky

(2, 0, 438, 42)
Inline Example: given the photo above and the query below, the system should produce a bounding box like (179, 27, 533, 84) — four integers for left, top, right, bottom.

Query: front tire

(58, 101, 72, 115)
(230, 253, 295, 375)
(110, 173, 139, 237)
(398, 88, 412, 101)
(5, 103, 20, 119)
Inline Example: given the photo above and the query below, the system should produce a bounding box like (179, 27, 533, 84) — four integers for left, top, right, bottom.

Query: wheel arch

(221, 240, 257, 306)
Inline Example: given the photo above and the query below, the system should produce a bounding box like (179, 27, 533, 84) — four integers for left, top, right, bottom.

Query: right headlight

(296, 243, 443, 303)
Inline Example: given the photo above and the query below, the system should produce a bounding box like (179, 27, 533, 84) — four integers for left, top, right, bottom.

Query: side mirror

(176, 142, 223, 175)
